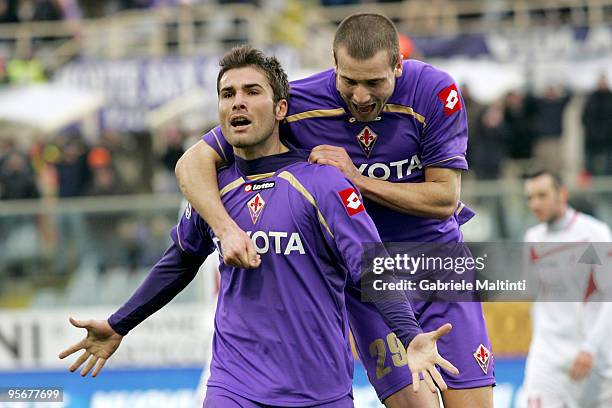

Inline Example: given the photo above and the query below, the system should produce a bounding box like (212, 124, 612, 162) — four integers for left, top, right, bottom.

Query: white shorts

(579, 369, 612, 408)
(524, 356, 612, 408)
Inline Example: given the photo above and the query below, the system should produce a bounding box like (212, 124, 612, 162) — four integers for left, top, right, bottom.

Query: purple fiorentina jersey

(204, 60, 474, 244)
(174, 150, 391, 405)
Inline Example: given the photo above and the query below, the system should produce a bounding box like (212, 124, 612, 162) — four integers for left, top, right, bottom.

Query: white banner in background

(0, 303, 215, 369)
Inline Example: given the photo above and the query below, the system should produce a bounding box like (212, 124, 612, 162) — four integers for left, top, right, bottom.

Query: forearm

(361, 259, 422, 346)
(354, 173, 459, 219)
(108, 243, 205, 335)
(175, 141, 237, 236)
(582, 302, 612, 354)
(372, 295, 423, 347)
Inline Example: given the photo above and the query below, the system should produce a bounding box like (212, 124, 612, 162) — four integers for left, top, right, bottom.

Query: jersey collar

(234, 145, 309, 177)
(547, 207, 577, 232)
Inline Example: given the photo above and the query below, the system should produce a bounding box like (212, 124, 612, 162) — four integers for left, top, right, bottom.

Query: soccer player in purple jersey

(175, 13, 495, 408)
(58, 46, 458, 407)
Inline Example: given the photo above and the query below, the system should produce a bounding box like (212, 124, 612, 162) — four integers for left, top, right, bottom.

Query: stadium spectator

(87, 147, 126, 196)
(466, 101, 511, 237)
(161, 125, 184, 174)
(533, 85, 571, 139)
(6, 52, 46, 84)
(55, 135, 91, 198)
(84, 146, 129, 273)
(468, 101, 509, 180)
(0, 57, 7, 85)
(17, 0, 63, 21)
(0, 0, 18, 23)
(461, 83, 484, 136)
(582, 73, 612, 175)
(532, 85, 571, 173)
(503, 90, 537, 161)
(0, 150, 39, 200)
(75, 0, 105, 18)
(32, 0, 64, 21)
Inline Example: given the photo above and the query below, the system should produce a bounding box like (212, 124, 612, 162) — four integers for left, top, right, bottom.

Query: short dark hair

(524, 169, 564, 189)
(333, 13, 400, 68)
(216, 45, 289, 104)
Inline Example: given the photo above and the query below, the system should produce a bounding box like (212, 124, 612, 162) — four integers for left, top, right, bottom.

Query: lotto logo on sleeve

(438, 83, 462, 116)
(338, 188, 365, 216)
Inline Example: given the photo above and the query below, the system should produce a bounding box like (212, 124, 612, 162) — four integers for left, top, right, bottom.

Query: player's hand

(569, 350, 593, 381)
(217, 223, 261, 269)
(406, 323, 459, 393)
(309, 145, 360, 181)
(58, 317, 123, 377)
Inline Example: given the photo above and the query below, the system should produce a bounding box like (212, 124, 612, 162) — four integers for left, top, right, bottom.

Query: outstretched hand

(58, 317, 123, 377)
(406, 323, 459, 393)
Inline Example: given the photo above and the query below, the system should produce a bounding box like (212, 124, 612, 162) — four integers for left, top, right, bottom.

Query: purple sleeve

(108, 204, 215, 335)
(313, 166, 422, 345)
(201, 125, 235, 165)
(420, 70, 469, 170)
(369, 295, 423, 347)
(171, 202, 217, 256)
(107, 242, 207, 335)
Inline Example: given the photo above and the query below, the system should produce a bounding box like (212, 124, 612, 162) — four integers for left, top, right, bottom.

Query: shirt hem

(423, 155, 468, 170)
(206, 380, 353, 407)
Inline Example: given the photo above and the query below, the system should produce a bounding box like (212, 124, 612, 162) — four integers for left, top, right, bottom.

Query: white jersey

(523, 208, 612, 408)
(525, 208, 612, 372)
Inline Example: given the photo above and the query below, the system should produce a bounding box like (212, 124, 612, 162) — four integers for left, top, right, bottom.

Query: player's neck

(547, 206, 572, 230)
(234, 144, 307, 176)
(233, 132, 288, 161)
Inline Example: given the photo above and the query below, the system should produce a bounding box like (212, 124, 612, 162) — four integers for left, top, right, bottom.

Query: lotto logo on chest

(247, 193, 266, 224)
(356, 126, 378, 157)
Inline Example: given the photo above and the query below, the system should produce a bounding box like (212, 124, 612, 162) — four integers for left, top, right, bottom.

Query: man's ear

(560, 186, 570, 204)
(394, 53, 403, 78)
(275, 99, 288, 121)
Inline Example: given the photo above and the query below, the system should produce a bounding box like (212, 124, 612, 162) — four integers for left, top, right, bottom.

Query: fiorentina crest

(356, 126, 378, 157)
(247, 193, 266, 224)
(473, 344, 491, 374)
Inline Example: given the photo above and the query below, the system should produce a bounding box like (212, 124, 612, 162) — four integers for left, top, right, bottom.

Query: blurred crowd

(0, 0, 406, 24)
(1, 72, 612, 202)
(0, 0, 192, 23)
(0, 126, 196, 200)
(0, 126, 194, 286)
(465, 73, 612, 180)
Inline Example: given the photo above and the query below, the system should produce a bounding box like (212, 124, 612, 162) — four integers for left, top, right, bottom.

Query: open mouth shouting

(230, 115, 252, 131)
(352, 102, 377, 117)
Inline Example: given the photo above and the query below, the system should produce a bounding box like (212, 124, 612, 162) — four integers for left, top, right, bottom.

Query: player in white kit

(523, 170, 612, 408)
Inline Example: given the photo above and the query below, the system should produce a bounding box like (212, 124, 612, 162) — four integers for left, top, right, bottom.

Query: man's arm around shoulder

(175, 140, 260, 268)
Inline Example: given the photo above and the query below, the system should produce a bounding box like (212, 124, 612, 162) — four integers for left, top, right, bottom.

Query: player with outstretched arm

(59, 46, 457, 407)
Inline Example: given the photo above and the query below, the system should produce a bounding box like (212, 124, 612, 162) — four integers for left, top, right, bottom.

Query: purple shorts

(203, 386, 354, 408)
(346, 283, 495, 401)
